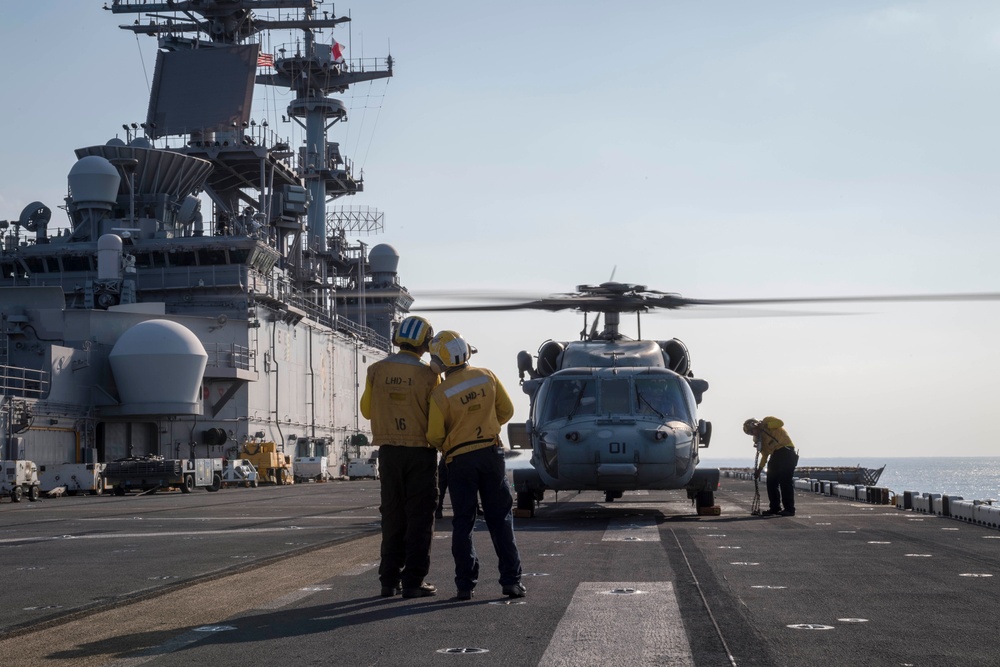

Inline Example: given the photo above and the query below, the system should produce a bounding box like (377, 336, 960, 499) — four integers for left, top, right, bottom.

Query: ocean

(701, 456, 1000, 502)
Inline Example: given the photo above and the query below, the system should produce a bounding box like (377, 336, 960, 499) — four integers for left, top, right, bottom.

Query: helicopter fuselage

(505, 333, 719, 514)
(513, 361, 716, 500)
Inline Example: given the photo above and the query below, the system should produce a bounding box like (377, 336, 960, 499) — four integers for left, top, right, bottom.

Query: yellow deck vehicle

(239, 438, 293, 485)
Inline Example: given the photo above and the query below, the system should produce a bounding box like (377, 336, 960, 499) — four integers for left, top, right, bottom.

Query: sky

(1, 2, 999, 461)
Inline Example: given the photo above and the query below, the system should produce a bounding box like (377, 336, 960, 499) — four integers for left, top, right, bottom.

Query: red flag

(257, 53, 274, 68)
(331, 40, 345, 63)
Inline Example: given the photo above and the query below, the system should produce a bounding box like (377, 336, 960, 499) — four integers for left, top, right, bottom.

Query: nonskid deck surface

(1, 478, 997, 666)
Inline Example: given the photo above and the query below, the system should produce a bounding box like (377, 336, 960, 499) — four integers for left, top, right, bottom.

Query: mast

(107, 0, 401, 341)
(111, 0, 392, 251)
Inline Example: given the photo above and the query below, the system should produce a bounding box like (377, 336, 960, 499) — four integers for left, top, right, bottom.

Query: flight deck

(1, 477, 998, 666)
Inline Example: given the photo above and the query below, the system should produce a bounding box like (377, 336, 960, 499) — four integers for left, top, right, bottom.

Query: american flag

(257, 53, 274, 68)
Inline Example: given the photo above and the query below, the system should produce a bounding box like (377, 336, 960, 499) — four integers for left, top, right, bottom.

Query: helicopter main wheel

(695, 489, 715, 508)
(605, 490, 623, 503)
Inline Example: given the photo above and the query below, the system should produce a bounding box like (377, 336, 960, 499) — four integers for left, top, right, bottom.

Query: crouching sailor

(744, 416, 799, 516)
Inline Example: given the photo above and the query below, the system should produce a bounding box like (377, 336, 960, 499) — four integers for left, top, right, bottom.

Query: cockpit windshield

(540, 374, 693, 423)
(633, 377, 689, 421)
(540, 378, 598, 422)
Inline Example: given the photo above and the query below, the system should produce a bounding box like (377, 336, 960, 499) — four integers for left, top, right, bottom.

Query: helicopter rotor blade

(409, 289, 1000, 314)
(669, 292, 1000, 308)
(412, 298, 576, 312)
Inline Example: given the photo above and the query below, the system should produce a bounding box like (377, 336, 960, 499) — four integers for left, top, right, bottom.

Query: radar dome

(369, 244, 400, 275)
(68, 155, 121, 206)
(109, 319, 207, 415)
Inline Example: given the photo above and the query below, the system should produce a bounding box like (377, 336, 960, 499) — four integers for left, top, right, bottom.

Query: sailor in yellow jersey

(744, 416, 799, 516)
(360, 316, 441, 598)
(426, 330, 525, 600)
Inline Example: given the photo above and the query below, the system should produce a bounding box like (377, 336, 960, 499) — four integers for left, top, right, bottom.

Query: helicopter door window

(543, 378, 597, 421)
(600, 378, 631, 414)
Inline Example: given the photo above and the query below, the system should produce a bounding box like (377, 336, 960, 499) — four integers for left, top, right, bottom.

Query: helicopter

(415, 281, 1000, 517)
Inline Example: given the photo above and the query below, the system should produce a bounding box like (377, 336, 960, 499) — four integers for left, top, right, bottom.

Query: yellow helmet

(393, 316, 433, 348)
(428, 330, 475, 368)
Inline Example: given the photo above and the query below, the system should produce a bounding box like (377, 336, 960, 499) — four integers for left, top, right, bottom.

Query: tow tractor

(238, 434, 293, 485)
(103, 456, 223, 495)
(39, 463, 106, 496)
(347, 455, 379, 480)
(1, 460, 42, 503)
(294, 456, 330, 483)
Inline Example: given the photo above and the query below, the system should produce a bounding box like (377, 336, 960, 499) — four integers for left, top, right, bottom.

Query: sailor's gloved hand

(753, 469, 761, 480)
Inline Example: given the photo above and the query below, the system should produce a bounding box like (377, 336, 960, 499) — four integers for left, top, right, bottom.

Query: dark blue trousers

(766, 446, 797, 513)
(447, 446, 522, 592)
(378, 445, 438, 589)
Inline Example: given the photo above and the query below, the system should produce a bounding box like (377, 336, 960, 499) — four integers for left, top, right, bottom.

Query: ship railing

(331, 273, 404, 291)
(332, 314, 390, 350)
(264, 39, 391, 76)
(0, 363, 50, 398)
(204, 343, 255, 372)
(343, 57, 392, 75)
(247, 271, 390, 350)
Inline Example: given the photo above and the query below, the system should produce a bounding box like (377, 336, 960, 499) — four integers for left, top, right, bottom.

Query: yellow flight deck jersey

(755, 416, 795, 468)
(359, 350, 440, 448)
(426, 366, 514, 463)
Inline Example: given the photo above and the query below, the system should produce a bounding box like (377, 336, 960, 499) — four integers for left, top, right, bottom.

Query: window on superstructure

(200, 249, 229, 266)
(167, 251, 198, 267)
(60, 256, 93, 271)
(23, 258, 45, 273)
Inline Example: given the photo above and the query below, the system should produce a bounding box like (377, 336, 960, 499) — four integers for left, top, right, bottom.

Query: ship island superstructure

(0, 1, 408, 473)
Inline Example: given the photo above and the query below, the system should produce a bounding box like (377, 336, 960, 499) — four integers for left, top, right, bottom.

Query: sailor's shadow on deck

(46, 596, 458, 660)
(46, 627, 206, 661)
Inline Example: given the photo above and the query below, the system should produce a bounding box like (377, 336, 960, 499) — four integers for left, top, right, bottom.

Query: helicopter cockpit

(536, 369, 696, 425)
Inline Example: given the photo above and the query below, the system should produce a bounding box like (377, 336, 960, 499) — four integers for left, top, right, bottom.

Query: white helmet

(428, 330, 476, 368)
